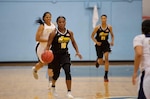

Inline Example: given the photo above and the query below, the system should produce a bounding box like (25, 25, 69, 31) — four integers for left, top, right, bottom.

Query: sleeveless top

(51, 28, 71, 54)
(95, 25, 110, 42)
(39, 22, 55, 46)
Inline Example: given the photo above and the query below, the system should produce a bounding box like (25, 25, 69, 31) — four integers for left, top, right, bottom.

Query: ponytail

(35, 17, 44, 25)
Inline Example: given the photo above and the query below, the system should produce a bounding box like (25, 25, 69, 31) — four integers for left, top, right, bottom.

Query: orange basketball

(41, 50, 54, 63)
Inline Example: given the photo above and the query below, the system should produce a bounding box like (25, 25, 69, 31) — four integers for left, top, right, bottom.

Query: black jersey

(51, 29, 71, 54)
(95, 25, 110, 42)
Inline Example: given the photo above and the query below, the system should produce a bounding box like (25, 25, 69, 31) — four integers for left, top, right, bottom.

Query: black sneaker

(95, 62, 99, 68)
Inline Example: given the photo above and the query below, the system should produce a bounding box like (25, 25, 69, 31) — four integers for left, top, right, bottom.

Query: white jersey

(133, 34, 150, 99)
(133, 34, 150, 72)
(36, 22, 55, 63)
(40, 23, 56, 42)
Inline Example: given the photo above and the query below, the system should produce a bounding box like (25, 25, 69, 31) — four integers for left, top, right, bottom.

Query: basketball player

(32, 12, 55, 83)
(45, 16, 82, 98)
(91, 14, 114, 82)
(132, 19, 150, 99)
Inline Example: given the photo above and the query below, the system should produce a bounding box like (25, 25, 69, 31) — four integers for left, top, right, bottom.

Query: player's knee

(98, 59, 104, 65)
(53, 72, 60, 80)
(105, 57, 109, 61)
(104, 55, 109, 61)
(66, 72, 71, 80)
(63, 63, 71, 80)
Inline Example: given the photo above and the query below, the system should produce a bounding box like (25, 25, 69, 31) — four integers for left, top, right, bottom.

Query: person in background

(91, 14, 114, 82)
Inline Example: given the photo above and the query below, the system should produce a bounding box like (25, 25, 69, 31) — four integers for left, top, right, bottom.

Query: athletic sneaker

(48, 82, 52, 90)
(67, 92, 74, 99)
(51, 87, 58, 97)
(32, 66, 38, 79)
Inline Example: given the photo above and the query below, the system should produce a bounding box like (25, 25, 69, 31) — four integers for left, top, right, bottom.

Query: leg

(62, 63, 72, 91)
(48, 68, 53, 77)
(95, 45, 103, 68)
(97, 58, 104, 65)
(32, 61, 45, 79)
(62, 63, 74, 98)
(103, 52, 109, 82)
(35, 61, 45, 71)
(52, 62, 61, 84)
(48, 68, 53, 90)
(49, 64, 61, 96)
(33, 43, 45, 79)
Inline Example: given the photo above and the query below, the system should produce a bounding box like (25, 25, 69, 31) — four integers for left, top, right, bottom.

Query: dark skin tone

(46, 17, 82, 59)
(91, 15, 114, 72)
(46, 17, 82, 92)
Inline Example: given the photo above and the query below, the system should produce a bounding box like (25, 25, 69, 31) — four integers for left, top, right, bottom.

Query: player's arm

(91, 25, 101, 46)
(35, 25, 47, 42)
(109, 26, 114, 46)
(132, 45, 143, 85)
(69, 30, 82, 59)
(46, 29, 56, 50)
(91, 25, 98, 43)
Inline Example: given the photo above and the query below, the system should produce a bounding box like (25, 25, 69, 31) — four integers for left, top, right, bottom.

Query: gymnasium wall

(0, 0, 142, 62)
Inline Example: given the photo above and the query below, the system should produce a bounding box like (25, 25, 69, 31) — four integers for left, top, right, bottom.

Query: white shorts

(36, 42, 47, 63)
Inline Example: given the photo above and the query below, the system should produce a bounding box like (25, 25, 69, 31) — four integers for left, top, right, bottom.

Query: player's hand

(110, 42, 114, 46)
(132, 73, 137, 85)
(75, 53, 82, 59)
(96, 42, 102, 46)
(44, 47, 49, 51)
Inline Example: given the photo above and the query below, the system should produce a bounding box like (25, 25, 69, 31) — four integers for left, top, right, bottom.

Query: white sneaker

(51, 87, 58, 97)
(48, 82, 52, 90)
(32, 67, 38, 79)
(67, 92, 74, 99)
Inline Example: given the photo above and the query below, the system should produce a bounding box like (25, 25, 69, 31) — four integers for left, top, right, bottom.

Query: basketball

(41, 50, 54, 63)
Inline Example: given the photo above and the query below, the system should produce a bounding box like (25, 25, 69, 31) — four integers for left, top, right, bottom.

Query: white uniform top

(36, 22, 55, 63)
(40, 23, 55, 44)
(133, 34, 150, 99)
(133, 34, 150, 72)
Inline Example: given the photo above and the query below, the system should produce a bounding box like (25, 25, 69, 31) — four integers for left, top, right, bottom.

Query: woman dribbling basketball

(46, 16, 82, 98)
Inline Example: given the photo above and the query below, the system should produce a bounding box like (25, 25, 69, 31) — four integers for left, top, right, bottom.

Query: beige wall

(143, 0, 150, 19)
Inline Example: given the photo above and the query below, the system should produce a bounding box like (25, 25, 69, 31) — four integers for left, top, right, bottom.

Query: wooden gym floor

(0, 62, 138, 99)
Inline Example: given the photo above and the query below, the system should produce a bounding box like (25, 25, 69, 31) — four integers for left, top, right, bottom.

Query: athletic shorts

(35, 42, 47, 63)
(95, 41, 111, 58)
(48, 52, 71, 70)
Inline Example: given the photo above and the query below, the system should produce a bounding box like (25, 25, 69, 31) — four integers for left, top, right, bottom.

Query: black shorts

(48, 52, 71, 70)
(95, 41, 111, 58)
